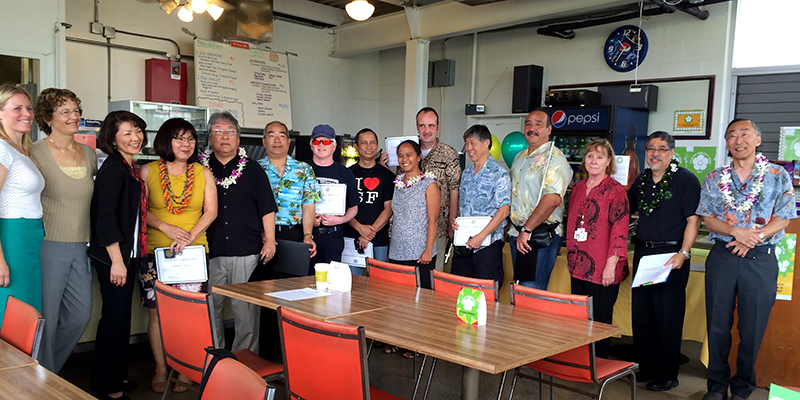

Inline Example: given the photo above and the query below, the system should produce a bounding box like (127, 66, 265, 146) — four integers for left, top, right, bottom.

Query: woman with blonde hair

(31, 88, 98, 373)
(0, 84, 44, 322)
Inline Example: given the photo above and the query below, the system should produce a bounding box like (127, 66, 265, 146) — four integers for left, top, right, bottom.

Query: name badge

(574, 227, 588, 242)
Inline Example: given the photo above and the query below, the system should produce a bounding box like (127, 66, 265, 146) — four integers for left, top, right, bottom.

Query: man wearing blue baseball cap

(307, 124, 359, 271)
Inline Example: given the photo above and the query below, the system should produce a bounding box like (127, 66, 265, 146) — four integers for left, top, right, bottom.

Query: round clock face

(604, 25, 648, 72)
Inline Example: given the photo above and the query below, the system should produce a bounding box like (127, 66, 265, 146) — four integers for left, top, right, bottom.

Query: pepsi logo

(552, 110, 567, 128)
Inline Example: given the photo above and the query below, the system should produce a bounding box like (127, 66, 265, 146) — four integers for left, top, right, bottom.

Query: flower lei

(199, 146, 248, 189)
(159, 159, 194, 215)
(395, 172, 437, 188)
(719, 153, 768, 212)
(638, 159, 679, 216)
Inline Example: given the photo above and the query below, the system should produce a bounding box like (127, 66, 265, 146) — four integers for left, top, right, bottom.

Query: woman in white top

(0, 84, 45, 322)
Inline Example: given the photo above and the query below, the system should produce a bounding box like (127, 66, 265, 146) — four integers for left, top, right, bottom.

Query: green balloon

(501, 131, 527, 167)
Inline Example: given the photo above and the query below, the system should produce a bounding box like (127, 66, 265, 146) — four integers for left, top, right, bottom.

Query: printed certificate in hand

(385, 136, 419, 166)
(453, 216, 492, 247)
(630, 252, 675, 288)
(155, 245, 208, 284)
(315, 183, 347, 216)
(342, 237, 373, 268)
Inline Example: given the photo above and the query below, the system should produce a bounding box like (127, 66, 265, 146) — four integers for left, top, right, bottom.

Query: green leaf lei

(638, 159, 679, 216)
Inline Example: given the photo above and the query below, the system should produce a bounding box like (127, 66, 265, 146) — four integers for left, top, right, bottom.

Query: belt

(632, 236, 680, 249)
(314, 225, 341, 234)
(275, 224, 301, 232)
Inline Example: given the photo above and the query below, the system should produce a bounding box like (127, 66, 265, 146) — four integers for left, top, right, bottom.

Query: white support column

(403, 38, 429, 136)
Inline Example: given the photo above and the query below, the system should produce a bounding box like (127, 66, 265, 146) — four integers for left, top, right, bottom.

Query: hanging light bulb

(207, 3, 224, 21)
(192, 0, 208, 13)
(178, 4, 194, 22)
(345, 0, 375, 21)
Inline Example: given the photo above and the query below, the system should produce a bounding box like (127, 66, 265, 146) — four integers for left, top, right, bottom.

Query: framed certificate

(453, 216, 492, 247)
(154, 245, 208, 284)
(385, 136, 419, 167)
(315, 184, 347, 216)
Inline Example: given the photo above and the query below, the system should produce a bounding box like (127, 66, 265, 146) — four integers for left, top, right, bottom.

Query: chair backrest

(199, 357, 274, 400)
(278, 306, 370, 400)
(430, 270, 499, 302)
(509, 284, 597, 382)
(0, 295, 45, 360)
(366, 258, 419, 287)
(154, 280, 218, 384)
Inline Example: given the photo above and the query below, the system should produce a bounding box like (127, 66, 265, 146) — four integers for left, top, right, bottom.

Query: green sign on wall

(673, 146, 717, 183)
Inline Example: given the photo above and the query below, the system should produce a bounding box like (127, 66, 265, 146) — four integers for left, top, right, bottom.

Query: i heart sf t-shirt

(344, 163, 396, 246)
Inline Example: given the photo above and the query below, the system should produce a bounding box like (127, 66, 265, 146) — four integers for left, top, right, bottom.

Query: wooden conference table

(0, 339, 96, 399)
(214, 275, 621, 400)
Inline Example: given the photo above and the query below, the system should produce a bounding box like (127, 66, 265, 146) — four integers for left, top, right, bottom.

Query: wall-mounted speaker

(512, 64, 544, 114)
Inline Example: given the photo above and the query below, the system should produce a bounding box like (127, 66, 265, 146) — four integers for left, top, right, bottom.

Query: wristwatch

(521, 227, 533, 234)
(679, 249, 691, 260)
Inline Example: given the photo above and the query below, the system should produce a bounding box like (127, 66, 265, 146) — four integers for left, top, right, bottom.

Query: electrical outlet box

(429, 59, 455, 87)
(90, 22, 103, 35)
(103, 26, 116, 39)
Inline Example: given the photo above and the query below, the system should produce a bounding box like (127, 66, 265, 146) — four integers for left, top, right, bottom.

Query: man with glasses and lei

(627, 131, 701, 393)
(306, 124, 359, 270)
(509, 109, 572, 290)
(697, 119, 795, 400)
(200, 112, 277, 354)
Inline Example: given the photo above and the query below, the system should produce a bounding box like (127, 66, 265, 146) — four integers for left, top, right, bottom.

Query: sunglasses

(311, 138, 334, 146)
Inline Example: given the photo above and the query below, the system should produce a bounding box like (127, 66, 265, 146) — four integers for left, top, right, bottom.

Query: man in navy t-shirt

(344, 128, 395, 274)
(307, 124, 359, 271)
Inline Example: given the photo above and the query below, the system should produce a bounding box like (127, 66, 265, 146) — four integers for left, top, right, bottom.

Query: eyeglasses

(645, 146, 672, 153)
(56, 108, 82, 117)
(211, 129, 237, 137)
(311, 138, 334, 146)
(172, 136, 197, 143)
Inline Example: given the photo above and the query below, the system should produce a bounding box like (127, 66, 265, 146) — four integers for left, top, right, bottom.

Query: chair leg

(160, 369, 174, 400)
(367, 339, 374, 358)
(630, 372, 636, 400)
(421, 358, 437, 400)
(538, 371, 543, 400)
(549, 375, 554, 400)
(506, 368, 519, 400)
(412, 355, 428, 400)
(496, 371, 507, 400)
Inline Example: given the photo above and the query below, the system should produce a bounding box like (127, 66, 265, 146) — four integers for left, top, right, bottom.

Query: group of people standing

(0, 82, 793, 400)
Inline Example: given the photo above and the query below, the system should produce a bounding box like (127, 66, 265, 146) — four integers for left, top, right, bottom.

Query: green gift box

(456, 287, 487, 326)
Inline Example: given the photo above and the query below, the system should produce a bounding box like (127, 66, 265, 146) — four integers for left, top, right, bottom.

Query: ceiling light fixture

(345, 0, 375, 21)
(178, 4, 194, 22)
(207, 3, 224, 20)
(191, 0, 208, 13)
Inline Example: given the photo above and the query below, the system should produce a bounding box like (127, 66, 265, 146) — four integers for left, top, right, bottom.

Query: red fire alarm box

(145, 58, 187, 104)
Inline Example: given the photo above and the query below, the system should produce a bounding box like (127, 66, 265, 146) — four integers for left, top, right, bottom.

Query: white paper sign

(453, 216, 492, 247)
(341, 237, 373, 268)
(385, 136, 419, 167)
(154, 245, 208, 284)
(612, 155, 630, 185)
(316, 184, 347, 216)
(631, 252, 676, 288)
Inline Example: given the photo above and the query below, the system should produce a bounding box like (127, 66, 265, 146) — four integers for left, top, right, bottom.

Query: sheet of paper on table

(266, 288, 333, 301)
(631, 252, 676, 288)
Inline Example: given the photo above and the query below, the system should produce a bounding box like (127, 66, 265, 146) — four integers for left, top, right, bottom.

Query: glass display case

(108, 100, 210, 163)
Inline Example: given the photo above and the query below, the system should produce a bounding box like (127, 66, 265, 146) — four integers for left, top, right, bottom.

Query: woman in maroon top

(566, 139, 630, 358)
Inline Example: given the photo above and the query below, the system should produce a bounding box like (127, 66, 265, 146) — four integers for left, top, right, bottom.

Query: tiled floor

(60, 335, 772, 400)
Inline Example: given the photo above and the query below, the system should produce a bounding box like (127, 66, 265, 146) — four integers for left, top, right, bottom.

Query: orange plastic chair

(430, 269, 499, 302)
(366, 258, 420, 287)
(506, 284, 637, 400)
(277, 306, 405, 400)
(154, 281, 283, 400)
(0, 295, 45, 361)
(198, 357, 276, 400)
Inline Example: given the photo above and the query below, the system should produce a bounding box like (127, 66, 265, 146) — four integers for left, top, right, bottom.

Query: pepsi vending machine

(544, 106, 649, 184)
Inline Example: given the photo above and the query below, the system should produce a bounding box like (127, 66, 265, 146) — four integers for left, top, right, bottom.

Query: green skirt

(0, 218, 44, 322)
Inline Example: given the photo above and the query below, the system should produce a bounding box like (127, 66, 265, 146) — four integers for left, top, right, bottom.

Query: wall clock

(604, 25, 648, 72)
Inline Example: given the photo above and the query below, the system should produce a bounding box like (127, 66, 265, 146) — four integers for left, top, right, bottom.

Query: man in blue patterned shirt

(451, 125, 511, 283)
(696, 119, 796, 400)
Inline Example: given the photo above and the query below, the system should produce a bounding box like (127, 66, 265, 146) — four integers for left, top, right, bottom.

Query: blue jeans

(509, 234, 562, 290)
(350, 245, 388, 275)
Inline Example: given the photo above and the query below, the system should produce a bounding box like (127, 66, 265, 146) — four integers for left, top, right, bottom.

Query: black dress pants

(705, 242, 777, 399)
(570, 277, 619, 359)
(388, 256, 438, 290)
(451, 240, 505, 284)
(90, 257, 137, 395)
(631, 244, 690, 382)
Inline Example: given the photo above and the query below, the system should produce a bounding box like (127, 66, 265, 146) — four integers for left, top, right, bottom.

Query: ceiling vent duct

(213, 0, 274, 43)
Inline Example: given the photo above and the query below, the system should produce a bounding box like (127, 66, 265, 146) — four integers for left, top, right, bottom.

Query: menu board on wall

(194, 39, 292, 130)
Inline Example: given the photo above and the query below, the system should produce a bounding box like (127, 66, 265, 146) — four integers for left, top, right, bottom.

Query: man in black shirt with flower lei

(627, 131, 701, 392)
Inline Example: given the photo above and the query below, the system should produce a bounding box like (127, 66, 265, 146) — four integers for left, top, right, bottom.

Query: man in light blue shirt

(450, 124, 510, 283)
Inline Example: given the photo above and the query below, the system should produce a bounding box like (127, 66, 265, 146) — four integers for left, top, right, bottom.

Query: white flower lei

(719, 153, 768, 212)
(395, 171, 437, 188)
(199, 146, 248, 189)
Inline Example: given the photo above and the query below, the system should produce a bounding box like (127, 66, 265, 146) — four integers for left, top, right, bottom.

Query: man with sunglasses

(509, 109, 572, 290)
(627, 131, 701, 392)
(307, 124, 359, 270)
